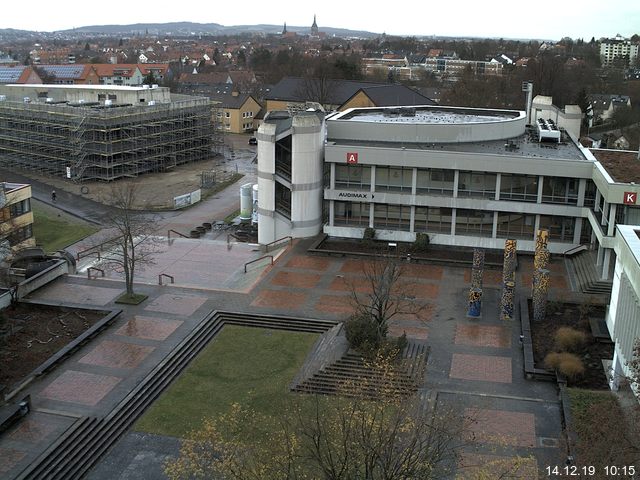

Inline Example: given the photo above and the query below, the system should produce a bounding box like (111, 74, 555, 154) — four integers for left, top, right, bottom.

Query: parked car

(248, 137, 257, 145)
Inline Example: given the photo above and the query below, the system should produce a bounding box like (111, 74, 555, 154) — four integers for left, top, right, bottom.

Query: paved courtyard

(0, 237, 572, 479)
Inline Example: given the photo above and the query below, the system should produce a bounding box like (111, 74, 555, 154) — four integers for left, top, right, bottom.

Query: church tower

(311, 15, 319, 36)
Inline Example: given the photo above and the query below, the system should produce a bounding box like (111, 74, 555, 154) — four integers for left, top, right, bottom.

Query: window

(457, 171, 497, 198)
(416, 168, 454, 195)
(539, 215, 575, 242)
(455, 209, 493, 237)
(7, 224, 33, 246)
(415, 206, 452, 233)
(499, 174, 538, 202)
(334, 201, 370, 226)
(9, 199, 31, 218)
(335, 165, 371, 190)
(496, 212, 535, 239)
(375, 167, 412, 192)
(541, 177, 578, 205)
(373, 204, 411, 231)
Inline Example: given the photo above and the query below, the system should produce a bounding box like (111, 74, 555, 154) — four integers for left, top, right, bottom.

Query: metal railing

(87, 267, 105, 279)
(244, 255, 273, 273)
(76, 235, 122, 261)
(167, 229, 188, 239)
(563, 244, 588, 257)
(158, 273, 175, 285)
(264, 236, 293, 253)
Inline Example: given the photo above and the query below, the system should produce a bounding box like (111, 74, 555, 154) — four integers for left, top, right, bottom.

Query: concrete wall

(531, 96, 582, 139)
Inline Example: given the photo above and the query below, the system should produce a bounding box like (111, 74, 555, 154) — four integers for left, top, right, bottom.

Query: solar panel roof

(0, 66, 26, 83)
(38, 65, 85, 78)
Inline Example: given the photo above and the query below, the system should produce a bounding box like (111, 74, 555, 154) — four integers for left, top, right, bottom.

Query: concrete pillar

(601, 249, 612, 281)
(492, 211, 498, 238)
(410, 205, 415, 232)
(596, 244, 604, 266)
(495, 173, 501, 200)
(607, 204, 617, 236)
(411, 167, 417, 195)
(573, 217, 583, 244)
(330, 162, 335, 189)
(450, 208, 457, 236)
(537, 175, 544, 203)
(453, 170, 459, 198)
(329, 200, 335, 227)
(577, 179, 586, 207)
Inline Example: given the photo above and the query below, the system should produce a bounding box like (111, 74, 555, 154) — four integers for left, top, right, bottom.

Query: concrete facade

(257, 106, 640, 283)
(0, 182, 35, 252)
(607, 225, 640, 391)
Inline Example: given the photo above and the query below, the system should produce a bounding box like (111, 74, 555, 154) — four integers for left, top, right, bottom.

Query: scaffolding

(0, 94, 216, 182)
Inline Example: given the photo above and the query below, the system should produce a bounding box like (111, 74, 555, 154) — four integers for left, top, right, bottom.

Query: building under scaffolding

(0, 84, 218, 182)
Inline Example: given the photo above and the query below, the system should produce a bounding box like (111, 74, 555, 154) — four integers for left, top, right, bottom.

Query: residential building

(0, 66, 43, 85)
(264, 77, 434, 113)
(29, 64, 100, 85)
(0, 182, 35, 252)
(590, 94, 632, 123)
(211, 91, 261, 133)
(416, 57, 504, 77)
(600, 35, 639, 67)
(0, 84, 213, 182)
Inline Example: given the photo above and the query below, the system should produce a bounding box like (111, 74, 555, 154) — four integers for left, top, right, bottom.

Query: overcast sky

(2, 0, 639, 41)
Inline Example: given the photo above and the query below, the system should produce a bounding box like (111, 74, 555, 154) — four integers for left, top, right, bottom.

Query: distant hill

(0, 21, 378, 38)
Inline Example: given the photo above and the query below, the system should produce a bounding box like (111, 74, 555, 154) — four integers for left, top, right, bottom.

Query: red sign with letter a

(623, 192, 637, 205)
(346, 152, 358, 164)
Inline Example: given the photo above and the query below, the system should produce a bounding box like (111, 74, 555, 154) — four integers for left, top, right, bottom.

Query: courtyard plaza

(0, 232, 572, 478)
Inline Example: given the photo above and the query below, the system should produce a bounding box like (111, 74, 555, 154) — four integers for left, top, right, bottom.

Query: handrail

(76, 235, 122, 261)
(87, 267, 105, 279)
(158, 273, 175, 285)
(244, 255, 273, 273)
(167, 229, 189, 239)
(264, 236, 293, 253)
(227, 233, 241, 244)
(563, 244, 588, 257)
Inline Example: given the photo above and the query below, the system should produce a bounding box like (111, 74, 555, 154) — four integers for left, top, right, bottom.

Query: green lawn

(135, 325, 318, 438)
(32, 203, 99, 252)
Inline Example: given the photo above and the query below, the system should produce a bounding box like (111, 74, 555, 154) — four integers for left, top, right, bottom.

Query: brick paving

(285, 255, 330, 271)
(250, 289, 307, 309)
(8, 418, 57, 443)
(458, 453, 539, 479)
(144, 293, 208, 316)
(313, 294, 355, 316)
(463, 268, 504, 286)
(449, 353, 513, 383)
(79, 340, 155, 369)
(39, 370, 121, 406)
(115, 316, 183, 341)
(270, 271, 322, 289)
(454, 324, 511, 348)
(0, 448, 26, 474)
(464, 408, 537, 447)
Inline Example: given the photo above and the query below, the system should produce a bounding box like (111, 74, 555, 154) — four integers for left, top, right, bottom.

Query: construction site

(0, 85, 220, 182)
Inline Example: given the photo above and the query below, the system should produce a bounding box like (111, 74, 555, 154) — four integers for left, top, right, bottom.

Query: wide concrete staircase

(291, 340, 429, 399)
(567, 250, 613, 296)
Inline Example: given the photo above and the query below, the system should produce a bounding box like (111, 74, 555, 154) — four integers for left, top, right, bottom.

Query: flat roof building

(0, 84, 213, 182)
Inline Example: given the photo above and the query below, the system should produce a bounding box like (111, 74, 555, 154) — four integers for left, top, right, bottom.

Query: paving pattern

(0, 237, 573, 479)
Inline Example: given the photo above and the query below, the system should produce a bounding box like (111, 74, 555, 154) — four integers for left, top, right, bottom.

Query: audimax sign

(337, 192, 369, 199)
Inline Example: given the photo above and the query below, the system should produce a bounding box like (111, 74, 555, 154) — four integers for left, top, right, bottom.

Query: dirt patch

(18, 158, 237, 210)
(530, 301, 613, 389)
(0, 303, 106, 392)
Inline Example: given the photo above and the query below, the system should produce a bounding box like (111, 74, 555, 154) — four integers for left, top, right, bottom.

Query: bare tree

(98, 183, 159, 300)
(345, 257, 429, 354)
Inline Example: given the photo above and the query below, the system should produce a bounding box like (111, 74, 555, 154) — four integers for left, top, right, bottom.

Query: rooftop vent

(536, 118, 561, 143)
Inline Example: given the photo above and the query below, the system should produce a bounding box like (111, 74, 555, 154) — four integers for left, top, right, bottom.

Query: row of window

(334, 165, 587, 205)
(333, 201, 579, 242)
(0, 199, 31, 222)
(4, 224, 33, 247)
